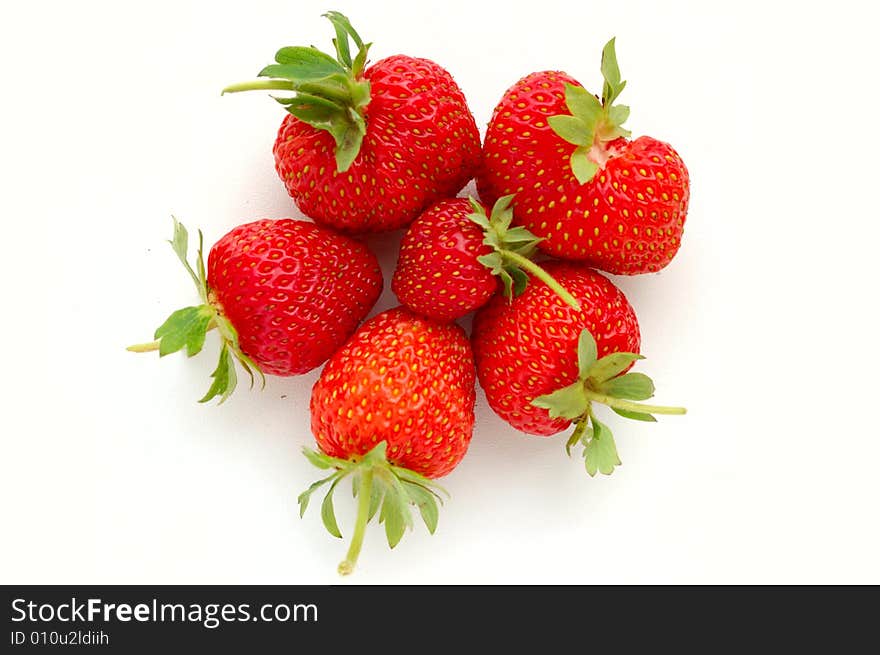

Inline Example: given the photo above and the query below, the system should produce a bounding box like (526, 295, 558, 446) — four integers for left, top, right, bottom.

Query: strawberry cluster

(131, 11, 689, 574)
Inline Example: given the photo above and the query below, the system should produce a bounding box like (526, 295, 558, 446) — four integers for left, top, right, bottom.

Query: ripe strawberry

(472, 262, 685, 476)
(129, 218, 383, 402)
(223, 11, 480, 234)
(478, 38, 690, 275)
(300, 306, 475, 574)
(391, 195, 581, 322)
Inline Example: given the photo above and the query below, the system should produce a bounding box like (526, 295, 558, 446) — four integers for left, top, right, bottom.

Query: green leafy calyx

(299, 441, 447, 576)
(467, 195, 580, 310)
(221, 11, 372, 172)
(548, 37, 632, 184)
(127, 218, 264, 404)
(532, 329, 685, 476)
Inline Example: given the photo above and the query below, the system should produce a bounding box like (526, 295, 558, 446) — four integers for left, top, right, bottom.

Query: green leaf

(588, 351, 645, 384)
(565, 430, 580, 457)
(607, 104, 630, 127)
(323, 11, 365, 69)
(600, 37, 627, 106)
(368, 483, 383, 522)
(351, 43, 373, 76)
(352, 42, 372, 78)
(509, 268, 529, 296)
(209, 314, 265, 395)
(601, 372, 655, 401)
(477, 252, 503, 272)
(168, 217, 202, 292)
(351, 473, 359, 497)
(498, 269, 515, 299)
(467, 199, 491, 230)
(198, 342, 238, 404)
(320, 478, 343, 538)
(612, 407, 657, 422)
(608, 81, 626, 107)
(503, 226, 541, 246)
(391, 466, 447, 498)
(377, 469, 415, 532)
(532, 381, 589, 420)
(286, 102, 339, 127)
(328, 120, 365, 173)
(578, 423, 595, 446)
(153, 305, 215, 357)
(403, 482, 439, 534)
(273, 91, 345, 112)
(261, 48, 345, 80)
(302, 447, 347, 470)
(195, 229, 207, 296)
(275, 45, 332, 66)
(360, 440, 389, 466)
(420, 496, 440, 534)
(381, 494, 407, 549)
(584, 417, 621, 476)
(326, 12, 365, 50)
(570, 147, 599, 184)
(350, 79, 372, 109)
(328, 25, 351, 68)
(577, 329, 598, 379)
(564, 84, 603, 124)
(235, 349, 265, 390)
(168, 217, 190, 273)
(297, 473, 338, 518)
(211, 312, 237, 347)
(296, 72, 353, 101)
(490, 194, 516, 231)
(548, 115, 591, 146)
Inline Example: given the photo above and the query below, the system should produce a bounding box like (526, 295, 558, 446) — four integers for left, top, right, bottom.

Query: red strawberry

(392, 195, 581, 322)
(478, 38, 690, 275)
(472, 262, 685, 476)
(300, 306, 475, 574)
(223, 11, 480, 234)
(129, 218, 383, 402)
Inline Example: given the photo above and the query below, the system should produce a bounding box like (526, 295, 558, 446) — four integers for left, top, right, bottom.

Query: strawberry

(471, 262, 685, 476)
(478, 38, 690, 275)
(299, 307, 475, 574)
(391, 195, 581, 322)
(223, 11, 481, 234)
(129, 218, 383, 403)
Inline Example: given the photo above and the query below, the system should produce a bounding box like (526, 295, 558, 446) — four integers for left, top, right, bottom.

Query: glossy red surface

(207, 219, 383, 375)
(472, 263, 640, 435)
(479, 71, 689, 274)
(311, 307, 476, 478)
(392, 198, 496, 321)
(274, 55, 481, 234)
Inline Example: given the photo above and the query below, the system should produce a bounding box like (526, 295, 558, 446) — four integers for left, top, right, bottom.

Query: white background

(2, 0, 879, 584)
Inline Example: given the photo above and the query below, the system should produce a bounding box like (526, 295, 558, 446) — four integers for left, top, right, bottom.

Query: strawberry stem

(221, 79, 296, 94)
(126, 340, 160, 353)
(128, 321, 218, 353)
(584, 389, 686, 415)
(501, 250, 581, 311)
(338, 468, 374, 576)
(300, 442, 448, 575)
